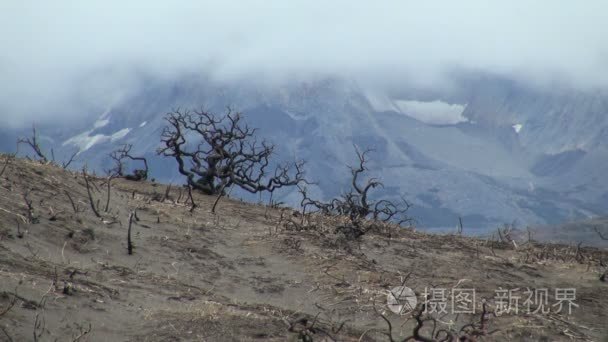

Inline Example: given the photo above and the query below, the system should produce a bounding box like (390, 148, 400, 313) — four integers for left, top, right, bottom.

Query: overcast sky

(1, 1, 608, 125)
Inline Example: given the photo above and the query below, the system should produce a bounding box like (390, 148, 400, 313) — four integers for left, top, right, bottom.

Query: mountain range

(3, 72, 607, 232)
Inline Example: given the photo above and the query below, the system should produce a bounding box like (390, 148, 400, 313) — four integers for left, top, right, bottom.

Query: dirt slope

(0, 156, 606, 341)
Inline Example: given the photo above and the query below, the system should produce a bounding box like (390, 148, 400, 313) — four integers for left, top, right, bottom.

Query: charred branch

(594, 226, 608, 240)
(186, 184, 196, 212)
(61, 151, 78, 169)
(82, 168, 101, 218)
(104, 176, 113, 212)
(127, 211, 134, 255)
(22, 191, 38, 224)
(157, 107, 306, 209)
(108, 144, 148, 181)
(298, 146, 411, 238)
(375, 299, 498, 342)
(64, 190, 80, 213)
(17, 125, 48, 163)
(161, 184, 172, 202)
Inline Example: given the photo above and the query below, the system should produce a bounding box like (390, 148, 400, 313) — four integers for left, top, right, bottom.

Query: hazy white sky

(1, 1, 608, 125)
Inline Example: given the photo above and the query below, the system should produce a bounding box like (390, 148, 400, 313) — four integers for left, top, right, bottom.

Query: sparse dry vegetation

(297, 146, 411, 240)
(0, 151, 606, 341)
(17, 125, 77, 169)
(108, 144, 149, 181)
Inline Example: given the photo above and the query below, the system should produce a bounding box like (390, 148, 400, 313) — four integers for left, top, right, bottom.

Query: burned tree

(300, 147, 411, 238)
(108, 144, 149, 181)
(18, 125, 78, 169)
(594, 226, 608, 241)
(17, 125, 49, 163)
(374, 300, 499, 342)
(157, 108, 305, 206)
(127, 211, 135, 255)
(82, 167, 101, 218)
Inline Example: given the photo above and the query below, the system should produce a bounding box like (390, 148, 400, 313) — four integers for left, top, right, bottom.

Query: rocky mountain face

(5, 73, 607, 232)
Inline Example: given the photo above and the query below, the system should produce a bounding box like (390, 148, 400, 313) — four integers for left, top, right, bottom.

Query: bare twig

(161, 184, 172, 202)
(575, 242, 584, 262)
(16, 219, 24, 238)
(108, 144, 148, 180)
(594, 226, 608, 240)
(264, 191, 273, 219)
(64, 190, 80, 213)
(104, 175, 115, 212)
(127, 211, 134, 255)
(372, 300, 397, 342)
(33, 312, 45, 342)
(62, 151, 78, 169)
(0, 207, 27, 223)
(211, 183, 230, 213)
(458, 216, 464, 235)
(0, 153, 15, 178)
(17, 125, 48, 163)
(176, 187, 183, 203)
(372, 296, 499, 342)
(82, 168, 101, 218)
(22, 191, 37, 223)
(186, 184, 196, 212)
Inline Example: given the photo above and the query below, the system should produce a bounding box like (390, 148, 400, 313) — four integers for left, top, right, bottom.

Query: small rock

(601, 272, 607, 283)
(63, 281, 74, 295)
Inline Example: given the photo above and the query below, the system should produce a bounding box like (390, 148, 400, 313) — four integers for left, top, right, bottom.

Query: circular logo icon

(387, 285, 417, 314)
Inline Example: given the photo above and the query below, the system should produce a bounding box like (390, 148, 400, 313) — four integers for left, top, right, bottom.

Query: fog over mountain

(1, 2, 607, 231)
(3, 1, 608, 125)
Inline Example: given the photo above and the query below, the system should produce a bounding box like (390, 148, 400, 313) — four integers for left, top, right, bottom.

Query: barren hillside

(0, 156, 606, 341)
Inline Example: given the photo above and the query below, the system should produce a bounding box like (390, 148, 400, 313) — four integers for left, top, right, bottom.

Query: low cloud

(1, 1, 608, 125)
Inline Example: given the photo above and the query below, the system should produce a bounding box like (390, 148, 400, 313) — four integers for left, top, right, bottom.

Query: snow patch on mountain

(94, 118, 110, 129)
(63, 132, 110, 153)
(37, 74, 608, 229)
(62, 114, 131, 154)
(93, 108, 112, 128)
(59, 109, 119, 153)
(365, 91, 468, 126)
(110, 128, 131, 141)
(63, 126, 131, 153)
(394, 100, 468, 125)
(513, 123, 523, 133)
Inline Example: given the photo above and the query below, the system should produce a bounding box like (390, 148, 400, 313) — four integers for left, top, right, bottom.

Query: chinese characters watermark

(388, 286, 579, 315)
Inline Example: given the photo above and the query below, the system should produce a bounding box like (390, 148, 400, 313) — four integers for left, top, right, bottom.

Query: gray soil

(0, 156, 606, 341)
